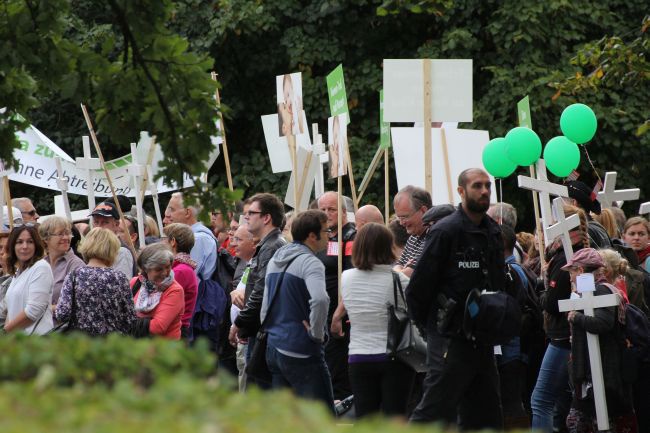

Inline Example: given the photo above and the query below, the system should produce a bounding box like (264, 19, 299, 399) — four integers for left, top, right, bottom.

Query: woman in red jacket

(131, 243, 184, 339)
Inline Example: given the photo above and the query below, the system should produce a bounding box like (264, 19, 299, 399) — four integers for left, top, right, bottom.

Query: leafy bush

(0, 333, 217, 388)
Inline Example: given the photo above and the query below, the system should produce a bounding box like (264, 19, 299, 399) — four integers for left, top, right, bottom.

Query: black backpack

(506, 262, 544, 339)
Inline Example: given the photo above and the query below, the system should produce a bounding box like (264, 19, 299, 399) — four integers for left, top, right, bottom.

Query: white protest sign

(262, 111, 310, 173)
(54, 157, 72, 220)
(391, 127, 493, 205)
(383, 59, 473, 122)
(284, 142, 318, 211)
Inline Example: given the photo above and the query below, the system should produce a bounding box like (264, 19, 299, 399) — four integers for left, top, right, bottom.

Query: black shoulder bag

(245, 254, 303, 384)
(386, 271, 428, 373)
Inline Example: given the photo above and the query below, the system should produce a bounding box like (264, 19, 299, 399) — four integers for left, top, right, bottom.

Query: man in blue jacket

(261, 209, 334, 413)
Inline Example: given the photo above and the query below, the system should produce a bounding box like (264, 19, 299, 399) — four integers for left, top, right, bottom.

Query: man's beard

(466, 196, 490, 213)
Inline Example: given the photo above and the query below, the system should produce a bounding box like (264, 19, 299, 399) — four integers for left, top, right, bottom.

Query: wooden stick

(384, 147, 389, 226)
(440, 127, 454, 203)
(211, 72, 234, 191)
(423, 59, 433, 195)
(337, 175, 343, 305)
(529, 164, 546, 269)
(357, 145, 384, 205)
(80, 104, 137, 257)
(344, 143, 359, 213)
(296, 151, 313, 208)
(288, 135, 299, 210)
(3, 177, 13, 230)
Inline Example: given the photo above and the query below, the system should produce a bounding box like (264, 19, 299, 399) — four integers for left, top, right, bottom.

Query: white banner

(12, 123, 221, 197)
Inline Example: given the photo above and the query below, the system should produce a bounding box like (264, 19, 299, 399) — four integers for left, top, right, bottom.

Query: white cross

(54, 157, 72, 220)
(145, 165, 164, 238)
(558, 274, 619, 431)
(127, 143, 146, 249)
(518, 160, 568, 245)
(639, 202, 650, 216)
(546, 197, 580, 258)
(75, 136, 101, 227)
(597, 171, 640, 209)
(312, 123, 328, 199)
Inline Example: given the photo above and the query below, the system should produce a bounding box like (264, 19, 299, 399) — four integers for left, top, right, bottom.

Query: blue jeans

(266, 344, 336, 415)
(530, 343, 570, 432)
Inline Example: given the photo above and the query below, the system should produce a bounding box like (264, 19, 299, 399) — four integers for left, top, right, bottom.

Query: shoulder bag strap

(391, 271, 406, 307)
(259, 254, 304, 331)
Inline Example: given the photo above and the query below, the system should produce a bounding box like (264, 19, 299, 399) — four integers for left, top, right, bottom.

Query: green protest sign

(379, 90, 390, 149)
(326, 64, 350, 123)
(517, 96, 532, 129)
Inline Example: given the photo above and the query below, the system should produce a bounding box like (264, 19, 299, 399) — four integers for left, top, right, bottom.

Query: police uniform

(407, 205, 505, 430)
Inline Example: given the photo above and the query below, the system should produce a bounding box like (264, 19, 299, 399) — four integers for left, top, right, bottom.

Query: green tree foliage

(4, 1, 648, 227)
(1, 0, 239, 216)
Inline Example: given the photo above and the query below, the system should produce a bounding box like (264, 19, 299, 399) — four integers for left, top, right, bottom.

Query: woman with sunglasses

(39, 216, 85, 307)
(0, 225, 54, 335)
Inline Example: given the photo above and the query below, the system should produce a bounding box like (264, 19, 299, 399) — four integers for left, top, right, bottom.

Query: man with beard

(407, 168, 505, 431)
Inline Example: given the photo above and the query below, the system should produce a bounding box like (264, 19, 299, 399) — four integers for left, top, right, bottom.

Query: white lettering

(458, 261, 480, 269)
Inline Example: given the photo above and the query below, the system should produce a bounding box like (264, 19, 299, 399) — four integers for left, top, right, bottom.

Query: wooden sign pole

(357, 145, 384, 205)
(529, 165, 546, 269)
(80, 104, 137, 257)
(296, 151, 313, 208)
(337, 175, 343, 305)
(440, 128, 454, 203)
(129, 142, 147, 249)
(423, 59, 433, 195)
(385, 147, 389, 225)
(344, 146, 359, 213)
(288, 135, 299, 211)
(211, 72, 234, 191)
(0, 162, 13, 230)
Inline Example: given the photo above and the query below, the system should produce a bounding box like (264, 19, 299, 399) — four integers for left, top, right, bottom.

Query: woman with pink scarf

(131, 243, 184, 340)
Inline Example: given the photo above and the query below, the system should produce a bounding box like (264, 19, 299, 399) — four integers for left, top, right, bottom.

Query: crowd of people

(1, 168, 649, 433)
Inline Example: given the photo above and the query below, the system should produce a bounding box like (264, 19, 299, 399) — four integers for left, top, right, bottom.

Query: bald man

(354, 205, 384, 230)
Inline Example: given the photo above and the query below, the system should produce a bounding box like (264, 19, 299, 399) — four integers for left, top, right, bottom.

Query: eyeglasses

(22, 210, 38, 216)
(50, 231, 72, 238)
(396, 209, 420, 221)
(322, 229, 333, 234)
(244, 210, 263, 217)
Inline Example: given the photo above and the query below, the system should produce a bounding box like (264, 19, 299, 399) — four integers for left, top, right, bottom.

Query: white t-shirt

(341, 264, 409, 355)
(0, 259, 54, 335)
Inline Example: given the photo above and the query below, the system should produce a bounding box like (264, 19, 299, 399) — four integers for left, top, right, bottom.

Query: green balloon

(543, 136, 580, 177)
(560, 103, 597, 144)
(504, 127, 542, 166)
(482, 138, 517, 178)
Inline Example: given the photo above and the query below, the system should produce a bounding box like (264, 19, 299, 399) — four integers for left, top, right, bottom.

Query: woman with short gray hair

(130, 243, 184, 340)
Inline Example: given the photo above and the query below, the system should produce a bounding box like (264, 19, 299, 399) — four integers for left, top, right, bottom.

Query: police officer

(407, 168, 505, 430)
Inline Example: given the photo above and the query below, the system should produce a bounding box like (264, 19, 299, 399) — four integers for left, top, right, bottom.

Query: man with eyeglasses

(12, 198, 39, 224)
(393, 186, 432, 278)
(233, 193, 286, 387)
(317, 190, 357, 401)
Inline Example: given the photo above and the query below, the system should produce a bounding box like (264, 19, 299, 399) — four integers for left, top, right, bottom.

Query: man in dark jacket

(233, 193, 286, 385)
(407, 168, 505, 430)
(318, 191, 356, 400)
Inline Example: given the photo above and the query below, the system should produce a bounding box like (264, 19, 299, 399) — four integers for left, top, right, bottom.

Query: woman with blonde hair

(55, 227, 135, 336)
(622, 216, 650, 272)
(39, 216, 84, 306)
(594, 208, 620, 239)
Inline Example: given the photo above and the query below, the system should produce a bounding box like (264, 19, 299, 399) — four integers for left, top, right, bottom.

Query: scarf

(134, 271, 175, 313)
(637, 244, 650, 265)
(173, 253, 197, 269)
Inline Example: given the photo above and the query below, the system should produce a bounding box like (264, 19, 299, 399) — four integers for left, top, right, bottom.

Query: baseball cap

(89, 202, 120, 220)
(423, 204, 455, 226)
(2, 206, 23, 229)
(561, 248, 605, 270)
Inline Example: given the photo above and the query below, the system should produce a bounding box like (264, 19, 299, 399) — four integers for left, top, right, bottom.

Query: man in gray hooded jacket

(260, 209, 333, 413)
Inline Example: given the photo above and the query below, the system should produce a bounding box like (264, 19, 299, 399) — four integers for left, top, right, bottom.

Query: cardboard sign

(517, 96, 532, 129)
(383, 59, 473, 123)
(391, 127, 494, 205)
(327, 113, 349, 178)
(276, 72, 305, 136)
(326, 64, 350, 123)
(262, 111, 310, 173)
